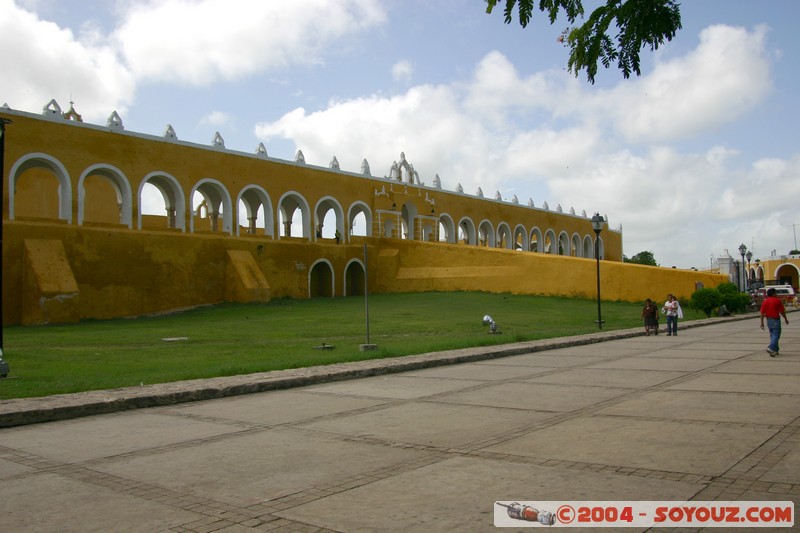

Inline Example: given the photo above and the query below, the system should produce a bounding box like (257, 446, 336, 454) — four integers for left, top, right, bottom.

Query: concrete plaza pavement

(0, 314, 798, 532)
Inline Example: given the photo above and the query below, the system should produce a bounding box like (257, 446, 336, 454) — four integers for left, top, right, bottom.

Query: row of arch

(747, 264, 800, 289)
(309, 258, 366, 298)
(8, 153, 605, 258)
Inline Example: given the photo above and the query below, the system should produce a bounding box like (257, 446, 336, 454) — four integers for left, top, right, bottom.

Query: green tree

(485, 0, 682, 84)
(690, 287, 722, 318)
(623, 250, 658, 266)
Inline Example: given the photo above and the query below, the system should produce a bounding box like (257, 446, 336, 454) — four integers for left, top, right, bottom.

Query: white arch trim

(348, 200, 373, 239)
(8, 152, 73, 223)
(138, 171, 186, 231)
(277, 190, 312, 240)
(77, 163, 133, 228)
(236, 184, 274, 237)
(190, 178, 234, 235)
(314, 195, 345, 242)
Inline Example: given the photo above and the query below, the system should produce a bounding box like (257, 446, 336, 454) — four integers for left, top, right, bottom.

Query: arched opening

(558, 231, 570, 256)
(544, 229, 556, 254)
(314, 197, 344, 242)
(571, 234, 581, 257)
(583, 235, 593, 258)
(345, 260, 365, 296)
(278, 192, 311, 239)
(514, 224, 528, 251)
(496, 223, 512, 249)
(191, 179, 233, 234)
(309, 260, 334, 298)
(438, 214, 455, 243)
(478, 220, 495, 247)
(237, 185, 274, 237)
(775, 263, 799, 288)
(138, 172, 185, 230)
(348, 202, 371, 239)
(9, 154, 72, 222)
(458, 218, 477, 245)
(401, 203, 418, 240)
(530, 228, 543, 252)
(78, 164, 132, 227)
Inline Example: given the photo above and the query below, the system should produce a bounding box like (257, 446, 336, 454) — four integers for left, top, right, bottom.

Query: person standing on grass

(760, 288, 789, 357)
(662, 294, 682, 336)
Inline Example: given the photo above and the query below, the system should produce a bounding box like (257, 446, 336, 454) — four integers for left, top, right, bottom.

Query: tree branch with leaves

(485, 0, 682, 84)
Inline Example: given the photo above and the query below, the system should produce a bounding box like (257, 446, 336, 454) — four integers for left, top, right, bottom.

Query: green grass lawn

(0, 292, 706, 399)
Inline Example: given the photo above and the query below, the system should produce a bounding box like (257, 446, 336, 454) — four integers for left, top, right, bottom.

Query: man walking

(760, 288, 789, 357)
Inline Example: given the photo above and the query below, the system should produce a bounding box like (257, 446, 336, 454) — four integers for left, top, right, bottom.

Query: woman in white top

(663, 294, 682, 336)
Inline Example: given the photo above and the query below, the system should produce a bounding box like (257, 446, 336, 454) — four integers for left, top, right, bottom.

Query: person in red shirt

(760, 288, 789, 356)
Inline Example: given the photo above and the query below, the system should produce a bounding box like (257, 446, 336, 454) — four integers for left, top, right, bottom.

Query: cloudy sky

(2, 0, 798, 269)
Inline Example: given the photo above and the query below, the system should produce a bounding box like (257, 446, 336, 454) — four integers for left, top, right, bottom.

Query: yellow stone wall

(1, 108, 727, 325)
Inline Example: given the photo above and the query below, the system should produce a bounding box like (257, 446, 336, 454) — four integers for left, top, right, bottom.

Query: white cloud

(112, 0, 387, 86)
(255, 85, 493, 187)
(604, 24, 772, 143)
(199, 110, 232, 127)
(0, 0, 135, 120)
(391, 60, 413, 83)
(253, 21, 783, 268)
(1, 0, 790, 270)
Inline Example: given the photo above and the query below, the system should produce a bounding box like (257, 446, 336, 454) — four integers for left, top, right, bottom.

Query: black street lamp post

(591, 213, 606, 329)
(745, 250, 752, 290)
(738, 244, 747, 292)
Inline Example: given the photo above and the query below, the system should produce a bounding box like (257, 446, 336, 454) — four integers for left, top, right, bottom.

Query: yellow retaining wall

(3, 220, 726, 325)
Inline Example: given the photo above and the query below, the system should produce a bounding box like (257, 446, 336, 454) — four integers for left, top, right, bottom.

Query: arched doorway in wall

(278, 192, 310, 239)
(348, 202, 371, 239)
(309, 260, 334, 298)
(8, 153, 72, 222)
(138, 172, 185, 230)
(401, 203, 418, 240)
(78, 164, 133, 227)
(775, 263, 799, 288)
(530, 228, 543, 252)
(237, 185, 274, 237)
(438, 214, 455, 243)
(315, 197, 344, 242)
(191, 179, 233, 234)
(478, 220, 495, 247)
(344, 259, 365, 296)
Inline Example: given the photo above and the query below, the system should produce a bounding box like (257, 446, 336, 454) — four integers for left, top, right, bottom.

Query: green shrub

(690, 287, 722, 318)
(716, 282, 751, 313)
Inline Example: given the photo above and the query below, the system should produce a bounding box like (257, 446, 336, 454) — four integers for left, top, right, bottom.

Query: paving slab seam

(2, 314, 796, 533)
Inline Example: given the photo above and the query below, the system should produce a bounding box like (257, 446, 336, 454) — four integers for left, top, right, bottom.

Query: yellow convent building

(1, 102, 725, 325)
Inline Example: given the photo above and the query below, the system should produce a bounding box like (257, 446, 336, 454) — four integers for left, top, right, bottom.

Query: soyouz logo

(493, 501, 794, 528)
